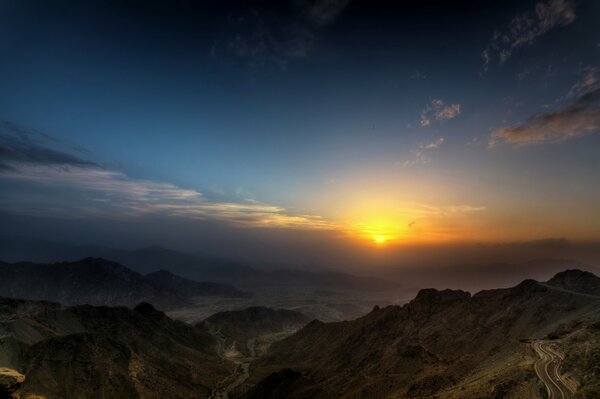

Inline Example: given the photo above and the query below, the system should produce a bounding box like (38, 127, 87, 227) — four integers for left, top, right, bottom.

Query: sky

(1, 0, 600, 268)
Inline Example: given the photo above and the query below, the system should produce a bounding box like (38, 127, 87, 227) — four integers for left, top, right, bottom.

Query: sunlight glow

(373, 235, 387, 244)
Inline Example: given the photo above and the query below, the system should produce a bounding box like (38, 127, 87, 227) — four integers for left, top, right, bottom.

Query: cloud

(483, 0, 575, 67)
(0, 121, 98, 171)
(0, 124, 333, 230)
(567, 66, 599, 98)
(401, 137, 445, 167)
(303, 0, 350, 26)
(490, 87, 600, 147)
(215, 0, 350, 67)
(425, 137, 445, 149)
(420, 99, 461, 127)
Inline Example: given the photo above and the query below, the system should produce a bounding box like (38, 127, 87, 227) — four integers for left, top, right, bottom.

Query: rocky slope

(0, 258, 247, 310)
(546, 268, 600, 296)
(0, 297, 233, 399)
(199, 307, 310, 356)
(242, 270, 600, 399)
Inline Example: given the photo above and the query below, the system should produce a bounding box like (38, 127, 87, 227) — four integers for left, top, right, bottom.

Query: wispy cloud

(420, 99, 461, 127)
(0, 121, 97, 171)
(214, 0, 350, 67)
(401, 137, 445, 167)
(567, 66, 599, 98)
(304, 0, 350, 26)
(482, 0, 575, 68)
(0, 125, 333, 230)
(424, 137, 445, 149)
(489, 87, 600, 147)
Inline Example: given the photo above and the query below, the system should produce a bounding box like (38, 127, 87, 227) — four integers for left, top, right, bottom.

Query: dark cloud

(490, 87, 600, 147)
(0, 121, 98, 170)
(483, 0, 576, 68)
(214, 0, 350, 67)
(300, 0, 350, 26)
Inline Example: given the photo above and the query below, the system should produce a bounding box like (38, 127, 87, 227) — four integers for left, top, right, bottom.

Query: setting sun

(352, 218, 407, 246)
(372, 235, 388, 245)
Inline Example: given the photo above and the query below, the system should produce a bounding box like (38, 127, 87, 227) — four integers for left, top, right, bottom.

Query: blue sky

(1, 0, 600, 263)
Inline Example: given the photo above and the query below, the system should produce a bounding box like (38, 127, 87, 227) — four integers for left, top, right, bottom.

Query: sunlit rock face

(0, 368, 24, 398)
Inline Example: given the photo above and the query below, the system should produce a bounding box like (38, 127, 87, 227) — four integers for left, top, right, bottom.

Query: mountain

(394, 258, 600, 292)
(101, 247, 399, 292)
(546, 268, 600, 296)
(0, 258, 247, 310)
(199, 307, 310, 356)
(0, 237, 399, 292)
(0, 297, 234, 399)
(241, 270, 600, 399)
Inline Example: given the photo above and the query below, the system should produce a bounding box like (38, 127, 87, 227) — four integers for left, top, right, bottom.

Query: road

(532, 341, 575, 399)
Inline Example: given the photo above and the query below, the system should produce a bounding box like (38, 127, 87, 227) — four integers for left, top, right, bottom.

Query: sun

(372, 235, 388, 244)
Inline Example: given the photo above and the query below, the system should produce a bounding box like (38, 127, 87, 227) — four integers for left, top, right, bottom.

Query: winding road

(532, 341, 575, 399)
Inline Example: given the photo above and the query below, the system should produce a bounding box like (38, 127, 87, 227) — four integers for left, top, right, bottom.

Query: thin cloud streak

(490, 87, 600, 147)
(0, 122, 98, 171)
(401, 138, 445, 167)
(482, 0, 575, 68)
(0, 163, 333, 229)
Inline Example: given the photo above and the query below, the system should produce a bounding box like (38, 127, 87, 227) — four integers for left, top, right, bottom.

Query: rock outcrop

(0, 368, 24, 398)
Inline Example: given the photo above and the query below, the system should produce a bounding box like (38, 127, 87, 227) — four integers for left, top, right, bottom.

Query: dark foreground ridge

(0, 298, 234, 399)
(239, 269, 600, 399)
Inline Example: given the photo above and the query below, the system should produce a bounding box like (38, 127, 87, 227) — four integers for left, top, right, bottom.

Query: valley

(2, 260, 600, 398)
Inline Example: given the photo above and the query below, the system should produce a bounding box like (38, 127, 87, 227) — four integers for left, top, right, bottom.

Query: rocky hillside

(242, 270, 600, 399)
(199, 307, 310, 356)
(0, 297, 234, 399)
(0, 258, 247, 310)
(546, 269, 600, 296)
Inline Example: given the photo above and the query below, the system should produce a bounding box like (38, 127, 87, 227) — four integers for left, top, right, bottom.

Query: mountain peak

(413, 288, 471, 303)
(550, 269, 597, 281)
(547, 269, 600, 296)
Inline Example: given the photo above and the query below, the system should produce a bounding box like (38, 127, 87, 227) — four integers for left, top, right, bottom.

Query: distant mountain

(102, 247, 400, 292)
(145, 269, 250, 299)
(0, 297, 234, 399)
(243, 270, 600, 399)
(0, 258, 247, 310)
(199, 307, 310, 356)
(394, 258, 600, 292)
(0, 237, 398, 292)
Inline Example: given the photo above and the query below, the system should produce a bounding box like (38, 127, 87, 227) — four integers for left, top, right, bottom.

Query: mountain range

(3, 266, 600, 398)
(0, 237, 398, 292)
(0, 257, 247, 310)
(240, 269, 600, 398)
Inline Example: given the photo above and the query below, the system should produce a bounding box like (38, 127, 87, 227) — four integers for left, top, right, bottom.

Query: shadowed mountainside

(0, 258, 247, 310)
(241, 270, 600, 399)
(546, 269, 600, 296)
(199, 307, 311, 357)
(0, 298, 234, 399)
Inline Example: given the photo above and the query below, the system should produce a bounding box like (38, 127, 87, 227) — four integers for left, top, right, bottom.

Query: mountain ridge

(0, 257, 247, 310)
(241, 269, 600, 399)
